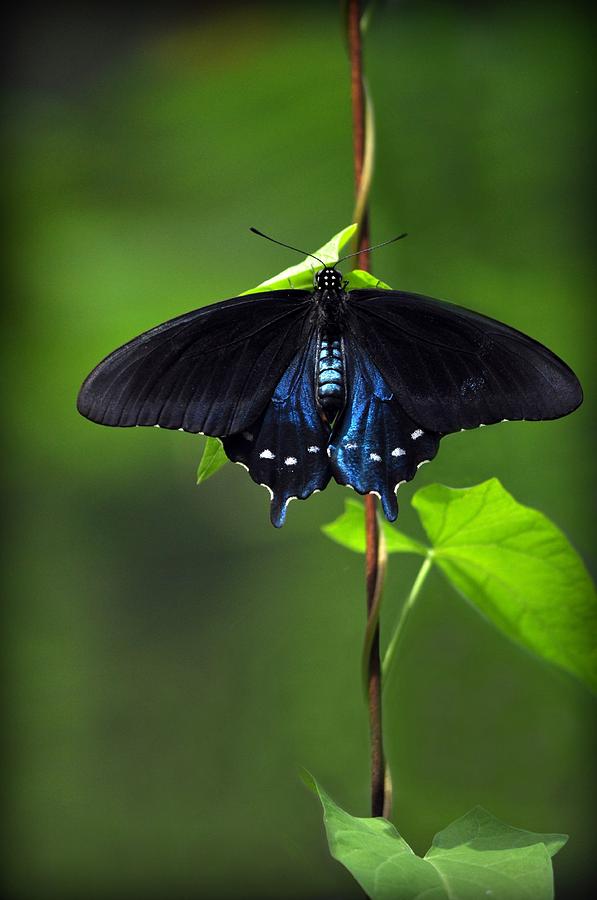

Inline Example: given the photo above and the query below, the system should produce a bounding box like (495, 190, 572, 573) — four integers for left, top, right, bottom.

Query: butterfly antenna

(336, 232, 408, 264)
(250, 227, 326, 267)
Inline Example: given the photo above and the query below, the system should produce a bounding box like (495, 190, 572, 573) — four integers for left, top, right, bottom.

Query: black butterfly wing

(346, 290, 583, 434)
(77, 290, 315, 436)
(223, 329, 331, 526)
(329, 340, 440, 521)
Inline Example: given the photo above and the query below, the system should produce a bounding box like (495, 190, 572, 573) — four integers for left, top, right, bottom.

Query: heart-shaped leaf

(307, 773, 567, 900)
(322, 480, 597, 692)
(415, 479, 597, 692)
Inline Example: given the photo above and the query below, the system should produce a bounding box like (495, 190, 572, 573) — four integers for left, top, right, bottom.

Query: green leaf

(243, 223, 358, 294)
(307, 773, 443, 899)
(414, 478, 597, 692)
(424, 807, 567, 900)
(196, 437, 228, 484)
(345, 268, 392, 290)
(322, 481, 597, 690)
(428, 806, 567, 860)
(322, 498, 427, 556)
(308, 774, 567, 900)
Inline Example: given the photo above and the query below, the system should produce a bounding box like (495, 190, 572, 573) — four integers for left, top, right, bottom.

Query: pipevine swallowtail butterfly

(77, 231, 582, 526)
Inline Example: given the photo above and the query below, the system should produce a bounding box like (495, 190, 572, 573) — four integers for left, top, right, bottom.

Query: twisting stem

(364, 495, 387, 817)
(348, 0, 370, 263)
(347, 0, 389, 819)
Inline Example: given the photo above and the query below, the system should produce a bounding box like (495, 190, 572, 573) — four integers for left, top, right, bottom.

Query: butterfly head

(315, 267, 344, 292)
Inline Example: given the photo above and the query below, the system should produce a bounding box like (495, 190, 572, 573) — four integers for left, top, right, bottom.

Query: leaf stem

(347, 0, 388, 818)
(382, 555, 433, 688)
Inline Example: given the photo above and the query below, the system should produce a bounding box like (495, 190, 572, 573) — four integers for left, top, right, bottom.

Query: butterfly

(77, 230, 583, 527)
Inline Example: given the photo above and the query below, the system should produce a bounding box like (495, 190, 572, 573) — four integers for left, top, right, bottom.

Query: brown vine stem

(347, 0, 391, 819)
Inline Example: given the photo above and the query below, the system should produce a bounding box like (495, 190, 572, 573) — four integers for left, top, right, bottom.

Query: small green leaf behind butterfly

(244, 222, 358, 293)
(345, 269, 391, 291)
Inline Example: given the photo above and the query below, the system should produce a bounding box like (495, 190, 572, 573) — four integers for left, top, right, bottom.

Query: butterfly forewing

(345, 290, 583, 434)
(77, 291, 314, 436)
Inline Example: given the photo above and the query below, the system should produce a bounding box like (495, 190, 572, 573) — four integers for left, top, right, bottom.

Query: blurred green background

(4, 2, 595, 898)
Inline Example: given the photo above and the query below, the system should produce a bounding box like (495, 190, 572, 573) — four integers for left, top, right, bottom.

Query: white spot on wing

(391, 447, 405, 457)
(345, 442, 358, 450)
(369, 452, 382, 462)
(307, 446, 319, 453)
(259, 449, 275, 459)
(327, 446, 332, 457)
(284, 456, 297, 466)
(411, 429, 424, 440)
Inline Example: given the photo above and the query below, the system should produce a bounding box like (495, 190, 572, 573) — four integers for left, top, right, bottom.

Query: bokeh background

(4, 2, 595, 898)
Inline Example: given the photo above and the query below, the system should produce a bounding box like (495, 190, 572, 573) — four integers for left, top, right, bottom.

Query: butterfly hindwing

(346, 290, 583, 434)
(329, 341, 440, 521)
(223, 331, 331, 527)
(77, 291, 314, 436)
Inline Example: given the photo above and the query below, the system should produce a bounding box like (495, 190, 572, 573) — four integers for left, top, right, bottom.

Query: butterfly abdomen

(317, 332, 345, 418)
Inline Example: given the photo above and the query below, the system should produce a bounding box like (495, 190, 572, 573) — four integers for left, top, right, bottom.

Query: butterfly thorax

(314, 267, 348, 329)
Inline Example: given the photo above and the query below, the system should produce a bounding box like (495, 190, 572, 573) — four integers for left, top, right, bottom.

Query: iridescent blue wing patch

(329, 341, 440, 521)
(223, 331, 331, 527)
